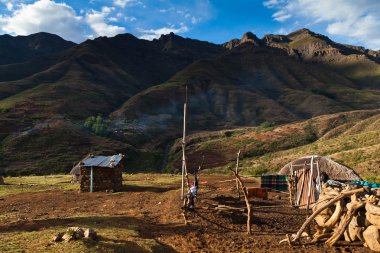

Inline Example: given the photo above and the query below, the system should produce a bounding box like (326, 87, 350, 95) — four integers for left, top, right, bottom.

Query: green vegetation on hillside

(84, 115, 108, 136)
(166, 110, 380, 177)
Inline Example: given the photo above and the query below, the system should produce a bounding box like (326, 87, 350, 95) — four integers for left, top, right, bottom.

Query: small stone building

(79, 154, 125, 192)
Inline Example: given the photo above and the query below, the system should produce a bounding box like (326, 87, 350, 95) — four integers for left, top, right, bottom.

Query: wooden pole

(289, 163, 293, 206)
(198, 155, 205, 172)
(229, 166, 252, 234)
(235, 150, 241, 200)
(181, 86, 190, 199)
(306, 156, 314, 214)
(90, 167, 93, 193)
(296, 162, 307, 206)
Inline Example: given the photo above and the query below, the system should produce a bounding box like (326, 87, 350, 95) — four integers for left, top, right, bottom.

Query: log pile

(288, 183, 380, 251)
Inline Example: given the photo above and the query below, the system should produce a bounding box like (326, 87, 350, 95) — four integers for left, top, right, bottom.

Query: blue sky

(0, 0, 379, 49)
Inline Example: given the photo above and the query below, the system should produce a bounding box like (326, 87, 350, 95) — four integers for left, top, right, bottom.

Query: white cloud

(108, 16, 118, 22)
(263, 0, 285, 8)
(191, 16, 201, 24)
(86, 6, 126, 37)
(5, 2, 13, 11)
(263, 0, 380, 49)
(138, 23, 189, 40)
(272, 10, 291, 22)
(113, 0, 136, 8)
(125, 16, 136, 22)
(0, 0, 85, 42)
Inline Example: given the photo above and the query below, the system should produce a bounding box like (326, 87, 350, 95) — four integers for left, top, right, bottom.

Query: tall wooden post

(181, 86, 188, 200)
(289, 163, 293, 206)
(235, 150, 241, 199)
(306, 156, 314, 213)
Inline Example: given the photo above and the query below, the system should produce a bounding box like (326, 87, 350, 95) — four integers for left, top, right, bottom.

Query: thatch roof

(70, 154, 92, 175)
(70, 163, 81, 175)
(278, 155, 362, 181)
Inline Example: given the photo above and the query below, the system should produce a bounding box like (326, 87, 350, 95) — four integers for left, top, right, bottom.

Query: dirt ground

(0, 174, 374, 253)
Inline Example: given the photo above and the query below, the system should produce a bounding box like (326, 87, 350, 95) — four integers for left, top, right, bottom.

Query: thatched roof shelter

(278, 155, 361, 181)
(279, 155, 362, 209)
(70, 154, 92, 182)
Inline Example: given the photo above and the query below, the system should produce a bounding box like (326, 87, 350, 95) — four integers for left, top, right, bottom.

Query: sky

(0, 0, 379, 50)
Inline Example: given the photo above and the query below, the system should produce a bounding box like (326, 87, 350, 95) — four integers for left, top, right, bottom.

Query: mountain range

(0, 28, 380, 176)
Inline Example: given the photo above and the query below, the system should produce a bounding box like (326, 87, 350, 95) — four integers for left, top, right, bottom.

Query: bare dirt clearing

(0, 174, 373, 252)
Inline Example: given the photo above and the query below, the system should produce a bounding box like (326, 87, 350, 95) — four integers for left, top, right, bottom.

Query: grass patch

(123, 173, 181, 188)
(0, 175, 77, 197)
(0, 216, 163, 253)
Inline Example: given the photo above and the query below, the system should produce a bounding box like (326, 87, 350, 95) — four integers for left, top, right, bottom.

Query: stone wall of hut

(80, 164, 123, 192)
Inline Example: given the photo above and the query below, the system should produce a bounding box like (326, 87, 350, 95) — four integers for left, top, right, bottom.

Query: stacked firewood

(289, 183, 380, 251)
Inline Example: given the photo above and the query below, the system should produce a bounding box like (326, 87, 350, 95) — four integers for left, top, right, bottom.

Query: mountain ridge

(0, 32, 76, 65)
(1, 29, 380, 175)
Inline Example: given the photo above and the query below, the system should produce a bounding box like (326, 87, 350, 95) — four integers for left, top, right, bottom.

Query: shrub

(304, 121, 318, 143)
(84, 115, 108, 136)
(259, 121, 276, 129)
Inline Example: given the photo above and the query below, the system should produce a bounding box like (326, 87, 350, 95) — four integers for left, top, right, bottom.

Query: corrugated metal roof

(82, 154, 124, 168)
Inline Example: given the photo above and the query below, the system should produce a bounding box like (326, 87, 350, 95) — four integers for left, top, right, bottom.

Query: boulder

(62, 232, 74, 242)
(84, 228, 97, 239)
(63, 227, 84, 242)
(52, 232, 64, 242)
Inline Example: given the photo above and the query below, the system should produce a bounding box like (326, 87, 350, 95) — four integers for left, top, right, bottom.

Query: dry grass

(0, 173, 181, 253)
(0, 175, 76, 197)
(0, 217, 162, 253)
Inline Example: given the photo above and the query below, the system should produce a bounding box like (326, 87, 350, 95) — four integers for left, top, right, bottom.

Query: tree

(84, 115, 108, 136)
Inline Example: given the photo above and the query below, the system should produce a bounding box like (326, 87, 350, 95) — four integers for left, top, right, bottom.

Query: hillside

(1, 29, 380, 175)
(0, 32, 225, 175)
(112, 36, 380, 147)
(0, 33, 225, 119)
(166, 109, 380, 177)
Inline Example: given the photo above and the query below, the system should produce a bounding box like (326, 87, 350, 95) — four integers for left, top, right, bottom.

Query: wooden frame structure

(289, 155, 321, 212)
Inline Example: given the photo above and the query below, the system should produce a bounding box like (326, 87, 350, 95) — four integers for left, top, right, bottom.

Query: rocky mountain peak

(240, 32, 261, 45)
(223, 31, 262, 49)
(155, 32, 187, 50)
(263, 34, 290, 44)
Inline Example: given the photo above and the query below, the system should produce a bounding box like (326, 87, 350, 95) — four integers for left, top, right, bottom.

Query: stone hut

(79, 154, 125, 192)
